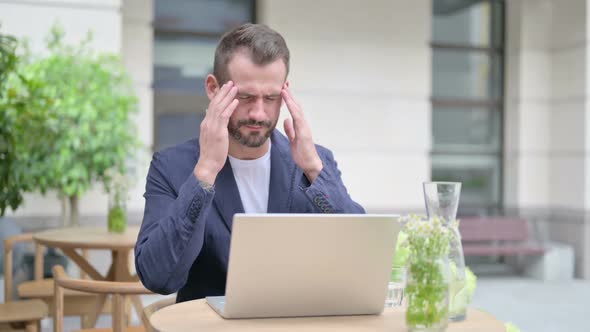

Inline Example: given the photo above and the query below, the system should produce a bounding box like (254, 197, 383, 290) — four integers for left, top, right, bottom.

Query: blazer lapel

(212, 159, 244, 232)
(267, 131, 297, 213)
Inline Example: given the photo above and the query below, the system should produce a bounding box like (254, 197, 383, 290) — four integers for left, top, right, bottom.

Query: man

(135, 23, 364, 303)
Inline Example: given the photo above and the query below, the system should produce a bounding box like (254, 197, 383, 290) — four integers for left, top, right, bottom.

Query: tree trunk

(69, 195, 80, 227)
(60, 195, 70, 227)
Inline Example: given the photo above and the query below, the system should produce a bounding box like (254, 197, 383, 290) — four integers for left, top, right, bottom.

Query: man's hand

(281, 85, 323, 183)
(194, 81, 239, 185)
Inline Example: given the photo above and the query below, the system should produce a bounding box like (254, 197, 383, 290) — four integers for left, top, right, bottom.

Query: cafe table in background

(33, 226, 144, 327)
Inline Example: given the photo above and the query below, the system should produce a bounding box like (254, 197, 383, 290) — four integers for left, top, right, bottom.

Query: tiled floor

(471, 276, 590, 332)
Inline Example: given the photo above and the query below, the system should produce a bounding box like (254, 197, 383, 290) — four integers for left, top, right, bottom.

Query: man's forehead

(227, 74, 286, 92)
(226, 52, 287, 88)
(234, 83, 283, 95)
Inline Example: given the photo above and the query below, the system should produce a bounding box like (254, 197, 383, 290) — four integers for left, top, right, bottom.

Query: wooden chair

(53, 265, 152, 332)
(0, 299, 47, 332)
(4, 233, 108, 328)
(142, 297, 176, 332)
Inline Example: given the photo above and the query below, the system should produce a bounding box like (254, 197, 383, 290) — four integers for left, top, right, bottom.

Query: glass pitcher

(423, 181, 468, 322)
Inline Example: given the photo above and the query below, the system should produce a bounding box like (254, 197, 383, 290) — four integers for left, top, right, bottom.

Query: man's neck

(228, 138, 270, 160)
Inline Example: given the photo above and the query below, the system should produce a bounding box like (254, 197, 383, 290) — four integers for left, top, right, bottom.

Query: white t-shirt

(228, 145, 271, 214)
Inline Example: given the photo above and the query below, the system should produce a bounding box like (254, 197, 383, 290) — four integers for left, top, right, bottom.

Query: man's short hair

(213, 23, 290, 84)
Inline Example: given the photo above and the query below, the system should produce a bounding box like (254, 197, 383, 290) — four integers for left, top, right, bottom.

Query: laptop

(206, 213, 400, 319)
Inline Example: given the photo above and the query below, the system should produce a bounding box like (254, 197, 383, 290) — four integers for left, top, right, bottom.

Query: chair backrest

(4, 233, 91, 303)
(459, 217, 530, 242)
(52, 265, 152, 332)
(3, 233, 43, 302)
(142, 297, 176, 332)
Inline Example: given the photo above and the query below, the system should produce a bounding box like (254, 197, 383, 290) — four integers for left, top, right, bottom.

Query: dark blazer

(135, 130, 365, 302)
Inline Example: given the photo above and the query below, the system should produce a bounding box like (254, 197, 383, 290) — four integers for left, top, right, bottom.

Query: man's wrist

(193, 163, 217, 188)
(196, 178, 214, 192)
(303, 159, 323, 183)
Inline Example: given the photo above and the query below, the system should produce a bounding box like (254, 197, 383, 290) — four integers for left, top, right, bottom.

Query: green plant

(105, 168, 130, 233)
(391, 231, 409, 281)
(399, 215, 451, 330)
(464, 267, 476, 300)
(393, 231, 410, 266)
(394, 219, 479, 312)
(448, 260, 478, 317)
(0, 24, 139, 225)
(0, 29, 23, 216)
(108, 205, 126, 232)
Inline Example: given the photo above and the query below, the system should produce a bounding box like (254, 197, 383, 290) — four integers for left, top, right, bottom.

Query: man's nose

(248, 97, 266, 121)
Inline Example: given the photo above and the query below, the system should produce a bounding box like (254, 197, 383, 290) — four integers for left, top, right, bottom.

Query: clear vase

(405, 257, 450, 332)
(423, 181, 467, 321)
(108, 188, 127, 233)
(447, 225, 468, 321)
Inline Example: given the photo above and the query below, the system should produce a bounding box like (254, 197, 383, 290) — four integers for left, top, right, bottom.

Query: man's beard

(228, 118, 275, 148)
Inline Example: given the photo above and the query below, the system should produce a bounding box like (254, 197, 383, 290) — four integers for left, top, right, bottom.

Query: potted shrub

(0, 24, 139, 227)
(0, 29, 23, 216)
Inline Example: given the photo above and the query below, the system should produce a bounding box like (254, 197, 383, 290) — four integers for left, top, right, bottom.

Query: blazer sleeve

(134, 152, 214, 294)
(300, 148, 365, 214)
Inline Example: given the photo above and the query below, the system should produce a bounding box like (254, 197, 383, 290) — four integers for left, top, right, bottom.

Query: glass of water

(385, 265, 406, 308)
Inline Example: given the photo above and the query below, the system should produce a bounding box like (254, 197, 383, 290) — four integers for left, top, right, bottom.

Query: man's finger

(211, 81, 233, 106)
(283, 118, 296, 142)
(220, 98, 239, 119)
(282, 86, 302, 110)
(217, 86, 238, 112)
(281, 89, 302, 121)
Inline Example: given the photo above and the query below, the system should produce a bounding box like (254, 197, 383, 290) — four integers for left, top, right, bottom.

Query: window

(431, 0, 505, 214)
(153, 0, 256, 151)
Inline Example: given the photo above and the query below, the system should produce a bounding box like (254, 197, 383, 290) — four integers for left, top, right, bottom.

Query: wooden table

(33, 226, 141, 327)
(150, 299, 506, 332)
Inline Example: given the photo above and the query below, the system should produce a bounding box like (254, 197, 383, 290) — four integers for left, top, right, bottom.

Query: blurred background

(1, 0, 590, 331)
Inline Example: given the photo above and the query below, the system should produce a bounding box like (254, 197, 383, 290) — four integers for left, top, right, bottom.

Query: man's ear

(284, 80, 290, 89)
(205, 74, 220, 100)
